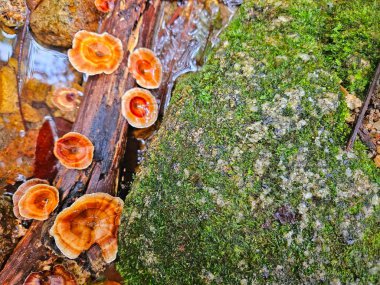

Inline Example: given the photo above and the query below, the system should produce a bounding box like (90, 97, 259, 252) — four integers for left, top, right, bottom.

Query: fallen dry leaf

(0, 60, 18, 114)
(33, 118, 58, 180)
(22, 103, 43, 123)
(0, 129, 38, 184)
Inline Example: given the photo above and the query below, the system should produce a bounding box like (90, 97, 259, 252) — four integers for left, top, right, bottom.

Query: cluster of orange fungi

(68, 30, 123, 75)
(23, 265, 77, 285)
(49, 192, 124, 263)
(52, 87, 82, 112)
(67, 27, 163, 129)
(94, 0, 115, 13)
(13, 179, 59, 221)
(121, 48, 162, 128)
(54, 132, 94, 170)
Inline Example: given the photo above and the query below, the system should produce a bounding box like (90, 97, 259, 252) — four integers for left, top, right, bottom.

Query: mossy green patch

(118, 0, 380, 284)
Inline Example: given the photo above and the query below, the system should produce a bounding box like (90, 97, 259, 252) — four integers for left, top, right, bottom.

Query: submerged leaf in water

(33, 118, 58, 180)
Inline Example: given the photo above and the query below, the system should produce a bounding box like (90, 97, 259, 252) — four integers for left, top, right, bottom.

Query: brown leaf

(33, 118, 58, 180)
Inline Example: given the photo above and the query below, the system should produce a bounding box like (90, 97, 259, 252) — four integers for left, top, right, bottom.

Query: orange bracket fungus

(121, 88, 158, 128)
(49, 193, 124, 263)
(95, 0, 115, 13)
(13, 179, 59, 221)
(53, 132, 94, 170)
(52, 88, 82, 112)
(68, 30, 123, 75)
(128, 48, 163, 89)
(23, 265, 77, 285)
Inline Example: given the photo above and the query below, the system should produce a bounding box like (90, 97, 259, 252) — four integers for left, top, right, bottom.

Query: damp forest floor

(118, 0, 380, 284)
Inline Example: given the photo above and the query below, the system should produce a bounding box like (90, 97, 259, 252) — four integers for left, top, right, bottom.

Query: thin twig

(346, 62, 380, 151)
(16, 8, 30, 131)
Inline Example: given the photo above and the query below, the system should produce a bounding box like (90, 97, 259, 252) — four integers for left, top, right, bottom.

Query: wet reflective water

(0, 27, 80, 187)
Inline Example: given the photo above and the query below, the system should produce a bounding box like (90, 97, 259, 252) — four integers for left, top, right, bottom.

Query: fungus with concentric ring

(52, 87, 82, 112)
(54, 132, 94, 170)
(128, 48, 162, 89)
(49, 192, 124, 263)
(13, 179, 59, 221)
(121, 88, 158, 128)
(94, 0, 115, 13)
(68, 30, 123, 75)
(23, 264, 77, 285)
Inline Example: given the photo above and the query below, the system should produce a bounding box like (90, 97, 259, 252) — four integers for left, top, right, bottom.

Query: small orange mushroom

(94, 0, 115, 13)
(13, 178, 58, 220)
(53, 132, 94, 170)
(128, 48, 162, 89)
(121, 88, 158, 128)
(49, 192, 124, 263)
(13, 178, 49, 220)
(68, 31, 123, 75)
(52, 87, 82, 112)
(23, 265, 77, 285)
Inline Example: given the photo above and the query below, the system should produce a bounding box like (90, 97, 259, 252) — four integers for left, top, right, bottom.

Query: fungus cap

(121, 88, 158, 129)
(52, 88, 82, 112)
(13, 178, 49, 220)
(68, 31, 123, 75)
(17, 184, 59, 221)
(23, 265, 77, 285)
(49, 192, 124, 263)
(94, 0, 115, 13)
(128, 48, 162, 89)
(53, 132, 94, 170)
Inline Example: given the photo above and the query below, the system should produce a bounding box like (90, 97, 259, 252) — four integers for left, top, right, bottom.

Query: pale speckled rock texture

(0, 0, 26, 28)
(30, 0, 100, 48)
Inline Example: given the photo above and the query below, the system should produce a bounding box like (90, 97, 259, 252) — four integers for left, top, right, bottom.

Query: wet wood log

(0, 0, 162, 283)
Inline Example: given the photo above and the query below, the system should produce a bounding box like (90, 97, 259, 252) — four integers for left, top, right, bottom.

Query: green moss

(118, 0, 380, 284)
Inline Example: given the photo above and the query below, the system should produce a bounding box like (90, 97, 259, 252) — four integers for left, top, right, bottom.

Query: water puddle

(0, 27, 81, 188)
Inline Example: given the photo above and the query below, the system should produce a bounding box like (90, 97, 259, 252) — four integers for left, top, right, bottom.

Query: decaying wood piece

(347, 62, 380, 150)
(0, 0, 163, 283)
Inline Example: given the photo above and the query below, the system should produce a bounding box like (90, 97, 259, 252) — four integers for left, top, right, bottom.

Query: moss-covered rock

(118, 0, 380, 283)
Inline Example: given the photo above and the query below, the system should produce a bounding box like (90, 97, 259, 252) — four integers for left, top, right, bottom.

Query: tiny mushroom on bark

(52, 87, 82, 112)
(121, 88, 158, 129)
(13, 178, 49, 219)
(128, 48, 163, 89)
(53, 132, 94, 170)
(49, 192, 124, 263)
(23, 265, 77, 285)
(68, 30, 123, 75)
(13, 179, 59, 221)
(94, 0, 115, 13)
